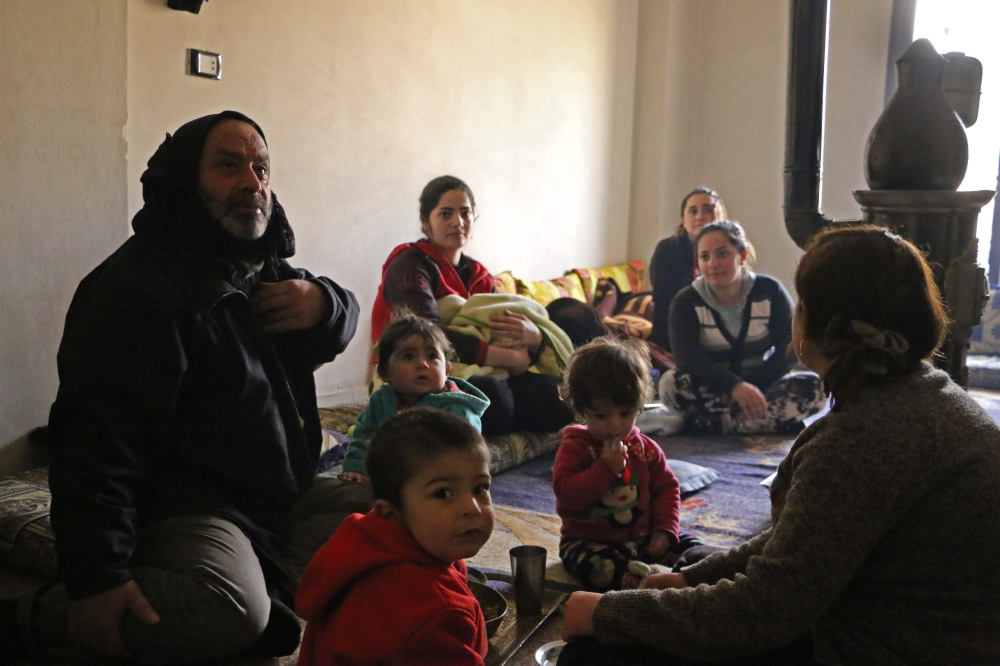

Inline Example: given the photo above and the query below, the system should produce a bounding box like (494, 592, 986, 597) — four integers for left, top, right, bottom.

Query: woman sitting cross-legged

(557, 225, 1000, 665)
(372, 175, 601, 435)
(659, 220, 826, 434)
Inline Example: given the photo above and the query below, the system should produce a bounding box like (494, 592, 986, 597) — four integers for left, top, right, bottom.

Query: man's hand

(644, 530, 672, 560)
(489, 310, 544, 351)
(640, 572, 688, 590)
(67, 580, 160, 658)
(338, 472, 370, 483)
(600, 439, 627, 475)
(561, 591, 602, 641)
(251, 280, 331, 334)
(731, 382, 767, 420)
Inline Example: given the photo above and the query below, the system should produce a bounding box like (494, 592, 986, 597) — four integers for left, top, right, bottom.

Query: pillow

(571, 261, 645, 304)
(617, 291, 654, 319)
(515, 273, 587, 307)
(550, 274, 587, 303)
(0, 468, 56, 579)
(515, 277, 564, 306)
(591, 277, 620, 318)
(635, 406, 684, 437)
(492, 271, 519, 296)
(602, 290, 656, 340)
(603, 313, 653, 341)
(668, 459, 719, 494)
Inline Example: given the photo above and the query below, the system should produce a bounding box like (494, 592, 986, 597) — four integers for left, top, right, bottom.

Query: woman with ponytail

(793, 226, 946, 408)
(558, 225, 1000, 665)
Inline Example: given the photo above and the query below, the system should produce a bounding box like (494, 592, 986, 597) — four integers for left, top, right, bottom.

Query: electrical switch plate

(189, 49, 221, 79)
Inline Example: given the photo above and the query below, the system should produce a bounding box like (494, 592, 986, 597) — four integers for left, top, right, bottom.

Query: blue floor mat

(490, 389, 1000, 548)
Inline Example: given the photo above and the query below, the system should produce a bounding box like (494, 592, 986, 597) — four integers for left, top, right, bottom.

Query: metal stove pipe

(783, 0, 859, 248)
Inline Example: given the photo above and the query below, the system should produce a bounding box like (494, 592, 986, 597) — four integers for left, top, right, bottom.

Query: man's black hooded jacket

(46, 112, 359, 599)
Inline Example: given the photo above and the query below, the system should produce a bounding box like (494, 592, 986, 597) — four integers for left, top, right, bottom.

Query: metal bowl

(466, 566, 489, 586)
(468, 580, 507, 638)
(535, 640, 566, 666)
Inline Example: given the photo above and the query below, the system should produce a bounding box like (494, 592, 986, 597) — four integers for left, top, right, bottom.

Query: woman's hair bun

(795, 226, 947, 409)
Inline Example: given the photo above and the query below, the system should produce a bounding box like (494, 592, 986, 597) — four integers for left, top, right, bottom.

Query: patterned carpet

(473, 388, 1000, 588)
(469, 433, 794, 585)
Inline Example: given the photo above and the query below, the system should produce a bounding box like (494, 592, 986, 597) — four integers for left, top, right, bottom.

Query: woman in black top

(649, 188, 726, 350)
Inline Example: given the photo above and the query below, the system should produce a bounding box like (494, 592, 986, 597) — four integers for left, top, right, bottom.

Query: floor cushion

(0, 468, 56, 579)
(319, 405, 562, 476)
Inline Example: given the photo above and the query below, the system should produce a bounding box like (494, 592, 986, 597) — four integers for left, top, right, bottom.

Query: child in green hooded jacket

(340, 314, 489, 482)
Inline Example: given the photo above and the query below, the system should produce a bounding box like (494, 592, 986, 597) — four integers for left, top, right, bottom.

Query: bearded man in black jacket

(1, 112, 361, 662)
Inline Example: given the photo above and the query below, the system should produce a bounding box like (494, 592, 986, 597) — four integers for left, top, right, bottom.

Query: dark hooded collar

(131, 111, 295, 290)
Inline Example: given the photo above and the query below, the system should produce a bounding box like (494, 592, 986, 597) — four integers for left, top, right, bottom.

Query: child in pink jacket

(554, 337, 701, 591)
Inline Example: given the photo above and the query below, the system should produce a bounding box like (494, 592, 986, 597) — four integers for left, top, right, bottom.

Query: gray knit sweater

(593, 364, 1000, 664)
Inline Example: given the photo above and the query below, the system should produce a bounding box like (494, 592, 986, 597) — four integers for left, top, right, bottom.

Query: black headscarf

(132, 110, 295, 289)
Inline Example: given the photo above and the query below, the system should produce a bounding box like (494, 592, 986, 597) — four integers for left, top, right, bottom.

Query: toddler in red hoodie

(296, 408, 494, 665)
(554, 337, 702, 591)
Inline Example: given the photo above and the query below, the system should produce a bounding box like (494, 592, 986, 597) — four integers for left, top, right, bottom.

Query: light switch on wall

(189, 49, 221, 79)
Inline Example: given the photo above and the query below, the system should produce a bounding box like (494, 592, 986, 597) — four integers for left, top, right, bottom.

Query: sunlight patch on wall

(914, 0, 1000, 267)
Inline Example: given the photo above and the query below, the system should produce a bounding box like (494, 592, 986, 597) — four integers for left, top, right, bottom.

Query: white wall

(127, 0, 639, 405)
(0, 1, 128, 475)
(824, 0, 895, 220)
(626, 0, 701, 275)
(628, 0, 893, 295)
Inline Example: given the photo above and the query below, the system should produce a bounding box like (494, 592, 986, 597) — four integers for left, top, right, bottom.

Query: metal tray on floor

(483, 573, 567, 666)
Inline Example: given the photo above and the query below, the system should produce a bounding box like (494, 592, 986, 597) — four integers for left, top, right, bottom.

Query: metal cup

(509, 545, 547, 615)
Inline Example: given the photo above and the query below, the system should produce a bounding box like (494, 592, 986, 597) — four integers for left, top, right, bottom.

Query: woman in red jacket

(372, 175, 597, 434)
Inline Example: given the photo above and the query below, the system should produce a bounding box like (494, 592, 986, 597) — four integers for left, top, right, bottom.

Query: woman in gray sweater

(559, 226, 1000, 665)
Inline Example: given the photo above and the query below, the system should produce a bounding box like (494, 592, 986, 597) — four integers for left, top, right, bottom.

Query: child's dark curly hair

(560, 336, 653, 416)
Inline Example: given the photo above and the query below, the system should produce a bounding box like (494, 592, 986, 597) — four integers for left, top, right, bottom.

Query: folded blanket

(438, 293, 574, 378)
